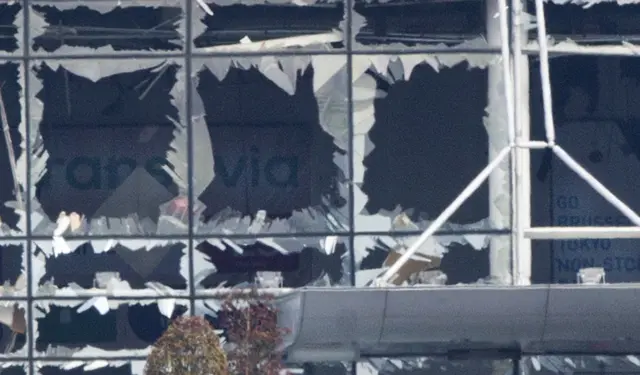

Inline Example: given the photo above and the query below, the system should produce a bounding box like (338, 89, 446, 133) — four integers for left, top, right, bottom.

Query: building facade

(0, 0, 638, 373)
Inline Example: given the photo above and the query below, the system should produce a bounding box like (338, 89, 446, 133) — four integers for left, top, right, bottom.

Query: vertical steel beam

(512, 0, 532, 285)
(487, 0, 514, 284)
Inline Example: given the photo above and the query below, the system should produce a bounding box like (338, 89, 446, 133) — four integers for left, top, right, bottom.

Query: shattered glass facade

(0, 0, 638, 373)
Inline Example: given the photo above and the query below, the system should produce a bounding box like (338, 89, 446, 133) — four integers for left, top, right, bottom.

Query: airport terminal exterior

(0, 0, 639, 373)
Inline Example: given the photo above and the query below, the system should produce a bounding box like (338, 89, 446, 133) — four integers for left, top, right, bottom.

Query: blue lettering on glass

(49, 156, 170, 190)
(556, 195, 580, 209)
(558, 239, 612, 252)
(556, 215, 630, 226)
(556, 256, 640, 272)
(214, 146, 298, 188)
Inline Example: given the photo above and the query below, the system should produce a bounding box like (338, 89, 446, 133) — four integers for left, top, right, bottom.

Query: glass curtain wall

(12, 0, 640, 372)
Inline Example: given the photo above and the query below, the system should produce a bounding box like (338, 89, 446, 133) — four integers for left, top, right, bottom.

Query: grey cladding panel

(277, 285, 640, 361)
(380, 287, 548, 344)
(544, 287, 640, 343)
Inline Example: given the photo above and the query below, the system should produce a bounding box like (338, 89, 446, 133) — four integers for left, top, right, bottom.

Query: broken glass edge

(28, 3, 186, 55)
(29, 0, 183, 11)
(352, 35, 494, 52)
(194, 56, 350, 235)
(28, 58, 187, 236)
(32, 239, 188, 293)
(11, 7, 24, 57)
(525, 38, 640, 54)
(351, 51, 500, 274)
(36, 360, 146, 375)
(34, 346, 152, 362)
(1, 62, 28, 236)
(547, 0, 640, 6)
(192, 236, 352, 287)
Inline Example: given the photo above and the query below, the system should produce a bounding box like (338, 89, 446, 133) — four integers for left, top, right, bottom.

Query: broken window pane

(31, 3, 184, 54)
(0, 242, 25, 294)
(0, 368, 23, 375)
(33, 240, 187, 293)
(353, 55, 504, 234)
(0, 63, 25, 235)
(354, 234, 499, 286)
(521, 356, 640, 375)
(35, 302, 188, 354)
(356, 358, 510, 375)
(528, 1, 640, 45)
(530, 55, 640, 284)
(40, 363, 139, 375)
(0, 4, 21, 53)
(194, 236, 351, 289)
(0, 244, 27, 356)
(192, 56, 349, 235)
(29, 59, 188, 236)
(193, 1, 344, 52)
(353, 0, 486, 51)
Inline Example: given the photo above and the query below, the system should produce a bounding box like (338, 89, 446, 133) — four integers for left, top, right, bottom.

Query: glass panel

(353, 0, 487, 52)
(298, 363, 352, 375)
(29, 59, 188, 236)
(356, 358, 512, 375)
(0, 368, 24, 375)
(352, 54, 508, 236)
(354, 234, 509, 286)
(0, 62, 25, 236)
(521, 356, 640, 375)
(0, 229, 25, 360)
(530, 55, 640, 284)
(528, 1, 640, 45)
(532, 238, 640, 283)
(0, 241, 26, 296)
(33, 301, 188, 355)
(192, 56, 350, 235)
(40, 363, 141, 375)
(33, 240, 188, 295)
(192, 1, 344, 52)
(194, 236, 352, 289)
(0, 3, 21, 53)
(30, 1, 185, 54)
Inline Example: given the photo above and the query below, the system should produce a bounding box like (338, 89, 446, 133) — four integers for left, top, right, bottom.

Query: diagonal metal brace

(373, 146, 512, 286)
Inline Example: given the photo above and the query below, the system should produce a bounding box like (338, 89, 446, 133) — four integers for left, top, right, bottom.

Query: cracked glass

(191, 56, 350, 236)
(28, 59, 188, 236)
(29, 0, 185, 55)
(352, 54, 510, 236)
(192, 0, 345, 53)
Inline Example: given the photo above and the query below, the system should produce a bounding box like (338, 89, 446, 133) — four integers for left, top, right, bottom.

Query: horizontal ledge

(525, 227, 640, 239)
(279, 285, 640, 361)
(523, 43, 640, 56)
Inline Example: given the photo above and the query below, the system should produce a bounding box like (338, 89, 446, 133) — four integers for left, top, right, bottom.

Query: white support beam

(512, 0, 532, 285)
(523, 42, 640, 57)
(552, 146, 640, 226)
(525, 227, 640, 239)
(487, 0, 515, 285)
(375, 146, 512, 285)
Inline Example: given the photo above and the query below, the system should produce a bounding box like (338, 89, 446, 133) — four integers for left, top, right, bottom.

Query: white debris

(157, 298, 176, 318)
(77, 296, 109, 315)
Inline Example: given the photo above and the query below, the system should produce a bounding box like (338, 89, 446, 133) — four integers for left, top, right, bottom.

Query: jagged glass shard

(195, 236, 351, 289)
(194, 56, 349, 235)
(31, 4, 184, 55)
(77, 296, 109, 315)
(29, 59, 187, 236)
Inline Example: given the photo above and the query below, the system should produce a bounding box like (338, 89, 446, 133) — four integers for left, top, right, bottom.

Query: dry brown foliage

(221, 289, 289, 375)
(145, 315, 228, 375)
